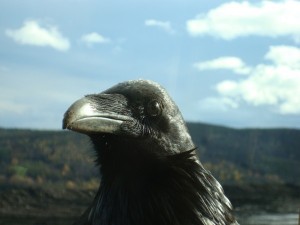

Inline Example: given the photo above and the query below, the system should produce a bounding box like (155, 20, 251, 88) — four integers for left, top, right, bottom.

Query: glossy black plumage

(63, 80, 238, 225)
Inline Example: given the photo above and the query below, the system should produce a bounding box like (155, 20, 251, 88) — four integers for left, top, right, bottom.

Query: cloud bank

(194, 57, 251, 75)
(5, 20, 70, 51)
(196, 45, 300, 114)
(186, 0, 300, 43)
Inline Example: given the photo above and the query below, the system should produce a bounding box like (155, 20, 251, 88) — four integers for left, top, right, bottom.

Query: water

(0, 217, 75, 225)
(1, 213, 298, 225)
(239, 213, 299, 225)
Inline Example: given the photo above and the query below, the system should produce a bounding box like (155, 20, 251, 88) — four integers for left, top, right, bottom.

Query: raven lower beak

(63, 95, 131, 134)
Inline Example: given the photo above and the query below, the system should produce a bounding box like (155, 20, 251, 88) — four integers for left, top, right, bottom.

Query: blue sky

(1, 0, 300, 129)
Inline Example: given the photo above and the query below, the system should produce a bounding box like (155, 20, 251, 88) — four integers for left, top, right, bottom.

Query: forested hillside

(188, 123, 300, 184)
(1, 122, 299, 189)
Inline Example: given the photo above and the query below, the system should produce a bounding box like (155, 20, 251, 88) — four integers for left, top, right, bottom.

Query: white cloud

(265, 45, 300, 69)
(186, 0, 300, 42)
(194, 57, 251, 75)
(198, 97, 239, 112)
(81, 32, 111, 46)
(5, 20, 70, 51)
(214, 45, 300, 114)
(145, 19, 175, 34)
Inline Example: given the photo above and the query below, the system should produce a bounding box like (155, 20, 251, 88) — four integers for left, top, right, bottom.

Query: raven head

(63, 80, 195, 156)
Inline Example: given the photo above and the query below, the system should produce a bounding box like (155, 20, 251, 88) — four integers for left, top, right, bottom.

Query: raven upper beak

(63, 94, 132, 135)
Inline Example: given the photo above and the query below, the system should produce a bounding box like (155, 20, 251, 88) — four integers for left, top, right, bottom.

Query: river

(238, 212, 299, 225)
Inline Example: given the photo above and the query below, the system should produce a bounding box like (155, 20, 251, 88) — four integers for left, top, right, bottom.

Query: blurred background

(1, 0, 299, 224)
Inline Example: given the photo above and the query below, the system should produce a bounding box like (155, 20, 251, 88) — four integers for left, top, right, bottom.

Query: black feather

(64, 80, 238, 225)
(84, 135, 236, 225)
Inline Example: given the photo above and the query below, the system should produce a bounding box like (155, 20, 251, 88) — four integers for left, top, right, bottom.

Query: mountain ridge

(0, 122, 299, 186)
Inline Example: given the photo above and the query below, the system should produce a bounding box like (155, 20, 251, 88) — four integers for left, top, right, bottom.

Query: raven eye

(146, 100, 162, 117)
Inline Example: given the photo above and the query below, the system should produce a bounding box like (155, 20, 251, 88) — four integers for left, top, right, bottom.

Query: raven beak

(63, 95, 132, 135)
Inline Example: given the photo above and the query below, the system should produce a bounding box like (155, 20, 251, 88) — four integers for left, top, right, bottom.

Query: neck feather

(88, 148, 236, 225)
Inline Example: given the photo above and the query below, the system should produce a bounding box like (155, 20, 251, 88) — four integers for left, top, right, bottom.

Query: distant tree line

(0, 123, 300, 189)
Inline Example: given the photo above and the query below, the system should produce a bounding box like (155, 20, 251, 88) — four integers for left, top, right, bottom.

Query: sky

(1, 0, 300, 130)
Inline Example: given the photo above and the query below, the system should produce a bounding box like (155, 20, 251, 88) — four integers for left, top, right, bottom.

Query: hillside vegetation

(1, 122, 300, 189)
(188, 123, 300, 184)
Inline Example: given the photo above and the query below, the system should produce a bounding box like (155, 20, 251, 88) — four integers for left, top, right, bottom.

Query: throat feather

(89, 150, 235, 225)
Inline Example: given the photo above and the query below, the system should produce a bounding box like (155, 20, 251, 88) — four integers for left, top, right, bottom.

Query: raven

(63, 80, 238, 225)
